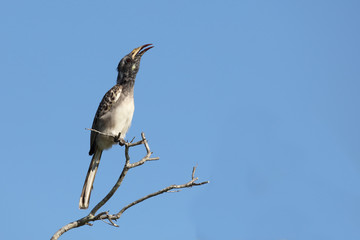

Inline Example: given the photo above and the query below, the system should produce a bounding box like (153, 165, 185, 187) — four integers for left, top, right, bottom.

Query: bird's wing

(89, 84, 123, 155)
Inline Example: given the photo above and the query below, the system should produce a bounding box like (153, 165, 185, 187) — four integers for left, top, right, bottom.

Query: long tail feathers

(79, 150, 103, 209)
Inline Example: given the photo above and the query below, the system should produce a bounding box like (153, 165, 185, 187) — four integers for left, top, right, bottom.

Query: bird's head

(117, 44, 153, 83)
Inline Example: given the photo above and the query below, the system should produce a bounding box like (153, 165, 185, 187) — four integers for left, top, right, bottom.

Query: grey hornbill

(79, 44, 153, 209)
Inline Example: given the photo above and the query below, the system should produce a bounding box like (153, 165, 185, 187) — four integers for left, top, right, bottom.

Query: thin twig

(85, 128, 116, 138)
(115, 167, 208, 219)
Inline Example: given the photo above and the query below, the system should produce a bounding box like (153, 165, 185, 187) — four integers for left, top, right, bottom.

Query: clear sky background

(1, 0, 359, 239)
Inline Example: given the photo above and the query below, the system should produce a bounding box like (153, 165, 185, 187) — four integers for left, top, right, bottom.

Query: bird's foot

(119, 138, 126, 146)
(114, 133, 126, 146)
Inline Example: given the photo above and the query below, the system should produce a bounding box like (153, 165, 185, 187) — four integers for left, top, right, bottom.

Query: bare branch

(115, 167, 209, 219)
(99, 211, 119, 227)
(50, 132, 208, 240)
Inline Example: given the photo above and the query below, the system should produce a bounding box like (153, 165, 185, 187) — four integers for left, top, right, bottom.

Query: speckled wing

(89, 84, 123, 155)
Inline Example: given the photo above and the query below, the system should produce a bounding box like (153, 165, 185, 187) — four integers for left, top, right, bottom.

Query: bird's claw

(114, 132, 126, 146)
(119, 138, 126, 146)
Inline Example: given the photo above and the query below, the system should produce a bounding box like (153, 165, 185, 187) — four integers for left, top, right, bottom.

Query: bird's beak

(131, 44, 153, 59)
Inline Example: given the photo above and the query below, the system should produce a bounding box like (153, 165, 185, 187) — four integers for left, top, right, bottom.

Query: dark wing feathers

(89, 84, 122, 155)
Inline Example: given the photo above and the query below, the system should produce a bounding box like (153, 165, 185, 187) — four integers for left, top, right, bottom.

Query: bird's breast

(101, 95, 134, 139)
(112, 95, 134, 138)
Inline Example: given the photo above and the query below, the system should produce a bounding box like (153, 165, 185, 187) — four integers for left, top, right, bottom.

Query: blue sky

(1, 0, 360, 239)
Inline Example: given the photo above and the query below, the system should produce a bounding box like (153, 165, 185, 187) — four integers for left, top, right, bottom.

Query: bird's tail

(79, 150, 103, 209)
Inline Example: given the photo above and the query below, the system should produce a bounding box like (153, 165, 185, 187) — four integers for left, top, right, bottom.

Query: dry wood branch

(50, 132, 208, 240)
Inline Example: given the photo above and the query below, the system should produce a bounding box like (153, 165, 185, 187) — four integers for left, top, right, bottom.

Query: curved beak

(131, 44, 154, 59)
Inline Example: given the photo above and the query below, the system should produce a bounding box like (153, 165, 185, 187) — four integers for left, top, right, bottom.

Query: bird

(79, 44, 153, 209)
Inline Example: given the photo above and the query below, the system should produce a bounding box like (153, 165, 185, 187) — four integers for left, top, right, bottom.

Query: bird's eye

(125, 58, 131, 64)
